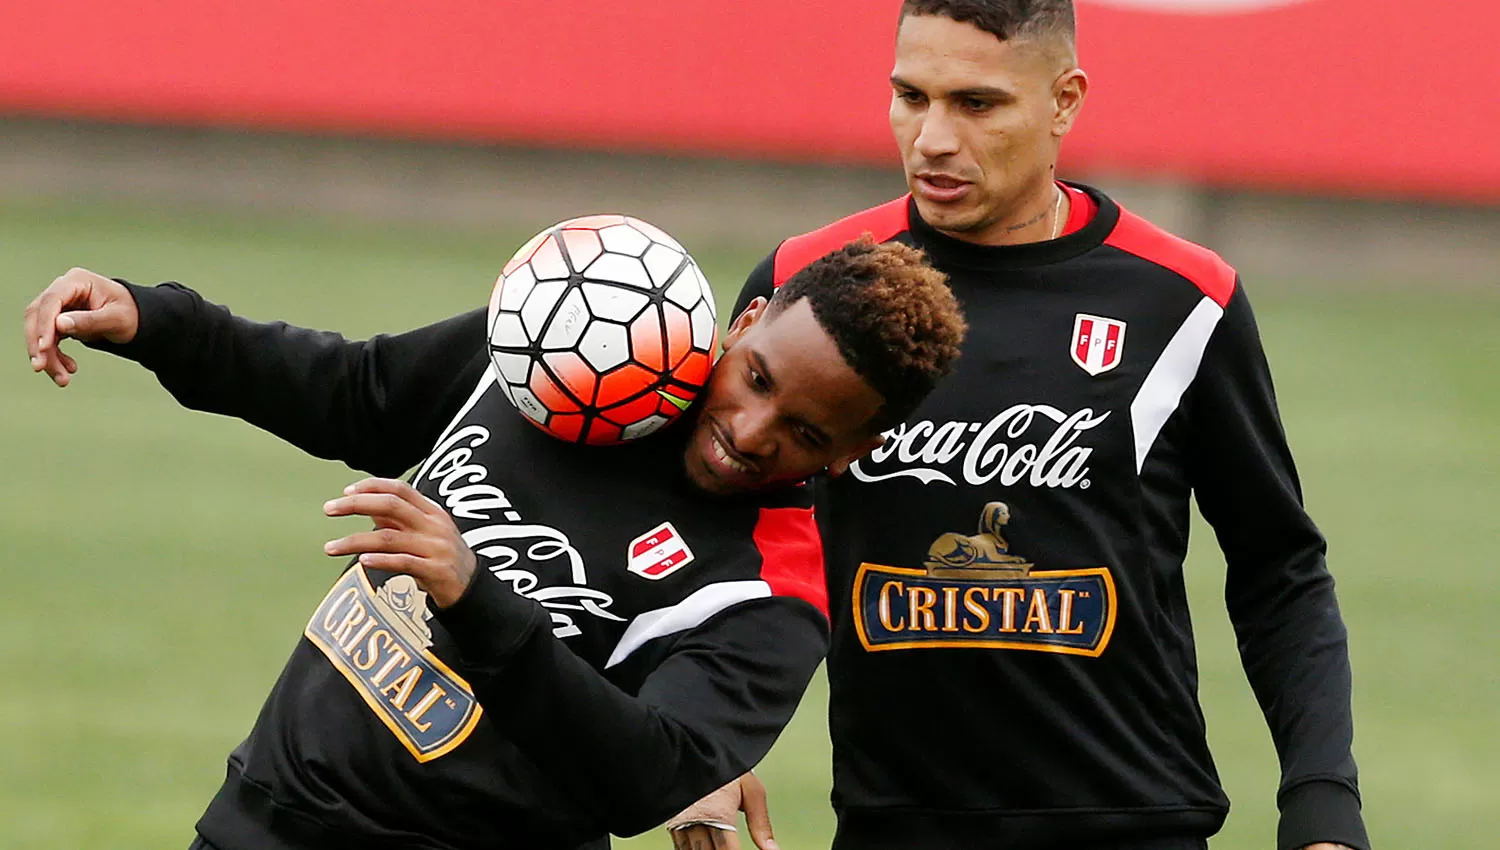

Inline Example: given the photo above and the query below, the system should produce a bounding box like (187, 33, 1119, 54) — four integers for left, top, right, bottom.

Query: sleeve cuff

(1278, 779, 1370, 850)
(433, 571, 547, 671)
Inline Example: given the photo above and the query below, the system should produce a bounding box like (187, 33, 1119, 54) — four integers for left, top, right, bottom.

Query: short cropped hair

(769, 237, 966, 432)
(900, 0, 1075, 47)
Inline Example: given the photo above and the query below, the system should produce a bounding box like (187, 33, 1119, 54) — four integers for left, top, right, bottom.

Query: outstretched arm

(23, 268, 488, 476)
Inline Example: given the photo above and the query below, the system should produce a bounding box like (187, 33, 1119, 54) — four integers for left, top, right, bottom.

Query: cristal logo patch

(305, 567, 482, 762)
(628, 522, 694, 580)
(852, 502, 1117, 656)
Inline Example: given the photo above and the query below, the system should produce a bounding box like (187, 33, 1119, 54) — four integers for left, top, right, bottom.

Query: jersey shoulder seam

(1104, 206, 1238, 307)
(773, 196, 911, 287)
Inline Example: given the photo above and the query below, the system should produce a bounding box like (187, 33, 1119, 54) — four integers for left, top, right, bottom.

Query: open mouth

(709, 424, 756, 477)
(913, 172, 973, 202)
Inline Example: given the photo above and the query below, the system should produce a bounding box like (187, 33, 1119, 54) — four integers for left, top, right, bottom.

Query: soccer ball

(487, 215, 718, 445)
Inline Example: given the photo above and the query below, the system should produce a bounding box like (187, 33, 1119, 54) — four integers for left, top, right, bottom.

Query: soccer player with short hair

(22, 239, 965, 849)
(673, 2, 1368, 850)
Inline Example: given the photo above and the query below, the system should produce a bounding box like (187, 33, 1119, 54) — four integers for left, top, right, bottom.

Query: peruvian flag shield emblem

(1071, 314, 1127, 376)
(628, 522, 695, 580)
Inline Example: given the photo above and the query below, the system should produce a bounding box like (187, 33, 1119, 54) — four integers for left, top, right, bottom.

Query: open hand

(666, 772, 777, 850)
(323, 478, 477, 608)
(23, 268, 140, 387)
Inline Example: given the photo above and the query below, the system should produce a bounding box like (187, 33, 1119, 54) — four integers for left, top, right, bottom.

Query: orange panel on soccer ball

(502, 229, 551, 277)
(602, 392, 663, 428)
(675, 350, 712, 390)
(596, 363, 656, 408)
(543, 352, 597, 406)
(546, 412, 586, 443)
(585, 418, 623, 445)
(629, 314, 667, 373)
(663, 303, 693, 369)
(529, 367, 580, 413)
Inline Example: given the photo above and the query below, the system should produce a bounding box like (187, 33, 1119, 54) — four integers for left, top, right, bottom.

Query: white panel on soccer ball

(496, 377, 517, 406)
(490, 310, 530, 347)
(690, 300, 715, 350)
(498, 264, 536, 312)
(520, 280, 568, 341)
(510, 386, 549, 424)
(586, 253, 653, 289)
(491, 351, 533, 386)
(598, 223, 651, 257)
(694, 266, 717, 321)
(583, 282, 650, 322)
(579, 321, 631, 372)
(560, 228, 603, 273)
(665, 267, 703, 310)
(529, 235, 570, 280)
(626, 218, 686, 253)
(622, 415, 671, 441)
(642, 242, 685, 289)
(541, 287, 589, 350)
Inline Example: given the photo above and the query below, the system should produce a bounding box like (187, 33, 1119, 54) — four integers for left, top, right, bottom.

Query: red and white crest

(628, 522, 695, 580)
(1071, 314, 1127, 376)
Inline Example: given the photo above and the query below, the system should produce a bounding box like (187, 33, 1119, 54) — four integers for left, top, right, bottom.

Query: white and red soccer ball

(487, 215, 718, 445)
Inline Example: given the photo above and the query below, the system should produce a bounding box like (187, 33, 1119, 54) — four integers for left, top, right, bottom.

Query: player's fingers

(23, 295, 44, 368)
(351, 551, 428, 579)
(739, 775, 777, 850)
(324, 492, 428, 530)
(55, 306, 122, 342)
(58, 349, 78, 374)
(33, 283, 80, 357)
(343, 477, 446, 517)
(324, 528, 431, 559)
(44, 354, 73, 387)
(669, 825, 739, 850)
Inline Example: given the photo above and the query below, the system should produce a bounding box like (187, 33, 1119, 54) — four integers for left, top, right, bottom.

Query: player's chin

(911, 193, 980, 229)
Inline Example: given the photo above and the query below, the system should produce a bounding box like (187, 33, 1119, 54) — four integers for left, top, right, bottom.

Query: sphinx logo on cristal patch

(853, 502, 1117, 656)
(305, 567, 483, 762)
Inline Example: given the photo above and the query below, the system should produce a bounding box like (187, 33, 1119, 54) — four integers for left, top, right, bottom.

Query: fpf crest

(1071, 314, 1126, 376)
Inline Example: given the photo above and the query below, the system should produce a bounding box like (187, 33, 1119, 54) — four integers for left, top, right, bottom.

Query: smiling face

(890, 13, 1087, 244)
(683, 298, 887, 496)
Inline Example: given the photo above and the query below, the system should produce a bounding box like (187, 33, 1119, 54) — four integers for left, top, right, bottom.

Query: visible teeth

(712, 435, 748, 474)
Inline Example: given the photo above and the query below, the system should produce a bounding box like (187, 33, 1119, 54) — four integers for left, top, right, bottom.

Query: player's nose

(912, 105, 961, 158)
(727, 401, 778, 460)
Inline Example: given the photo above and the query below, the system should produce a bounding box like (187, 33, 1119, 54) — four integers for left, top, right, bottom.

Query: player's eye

(748, 368, 770, 393)
(961, 97, 992, 113)
(896, 89, 926, 106)
(795, 425, 825, 449)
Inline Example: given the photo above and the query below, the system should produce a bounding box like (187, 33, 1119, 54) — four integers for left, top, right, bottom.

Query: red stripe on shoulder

(772, 196, 912, 288)
(1105, 207, 1237, 308)
(752, 506, 829, 620)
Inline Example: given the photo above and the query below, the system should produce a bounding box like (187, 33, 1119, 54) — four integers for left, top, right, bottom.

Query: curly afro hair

(768, 236, 966, 432)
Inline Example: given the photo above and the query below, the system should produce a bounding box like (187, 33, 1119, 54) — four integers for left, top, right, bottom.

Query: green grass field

(4, 199, 1496, 850)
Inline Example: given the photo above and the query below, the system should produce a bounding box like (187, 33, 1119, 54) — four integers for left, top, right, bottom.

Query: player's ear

(722, 297, 769, 353)
(1052, 67, 1088, 137)
(825, 433, 888, 478)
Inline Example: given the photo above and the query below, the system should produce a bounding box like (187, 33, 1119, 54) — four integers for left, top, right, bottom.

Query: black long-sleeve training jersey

(101, 283, 830, 850)
(734, 185, 1368, 850)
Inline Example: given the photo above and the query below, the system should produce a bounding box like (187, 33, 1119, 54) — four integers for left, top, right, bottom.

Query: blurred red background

(1, 0, 1493, 202)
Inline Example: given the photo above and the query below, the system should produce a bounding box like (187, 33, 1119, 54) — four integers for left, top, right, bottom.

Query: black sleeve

(435, 576, 827, 838)
(1186, 284, 1369, 850)
(91, 282, 489, 477)
(730, 250, 778, 322)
